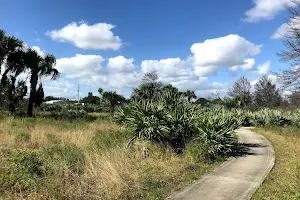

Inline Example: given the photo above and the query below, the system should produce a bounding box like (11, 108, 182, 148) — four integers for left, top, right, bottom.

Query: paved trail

(167, 127, 275, 200)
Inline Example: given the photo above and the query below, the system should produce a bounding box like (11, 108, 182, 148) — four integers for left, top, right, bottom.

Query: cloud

(229, 58, 256, 73)
(55, 54, 140, 91)
(257, 61, 271, 76)
(43, 78, 75, 97)
(191, 34, 262, 76)
(55, 54, 105, 78)
(46, 22, 122, 50)
(267, 74, 279, 84)
(171, 77, 229, 93)
(140, 58, 228, 96)
(272, 17, 300, 39)
(49, 34, 267, 98)
(32, 46, 45, 57)
(80, 72, 141, 90)
(244, 0, 295, 23)
(107, 56, 135, 73)
(141, 58, 194, 78)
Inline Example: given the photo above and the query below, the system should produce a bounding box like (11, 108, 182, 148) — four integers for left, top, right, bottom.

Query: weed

(41, 139, 85, 174)
(0, 150, 43, 191)
(15, 132, 31, 142)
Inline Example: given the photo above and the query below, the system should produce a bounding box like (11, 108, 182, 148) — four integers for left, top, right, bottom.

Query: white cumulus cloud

(257, 61, 271, 76)
(141, 58, 194, 78)
(191, 34, 262, 76)
(55, 54, 105, 78)
(244, 0, 295, 23)
(55, 54, 140, 91)
(46, 22, 122, 50)
(229, 58, 256, 73)
(107, 56, 135, 73)
(47, 33, 269, 98)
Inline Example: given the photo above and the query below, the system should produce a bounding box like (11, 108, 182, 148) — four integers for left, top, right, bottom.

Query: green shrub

(116, 91, 198, 153)
(116, 91, 240, 156)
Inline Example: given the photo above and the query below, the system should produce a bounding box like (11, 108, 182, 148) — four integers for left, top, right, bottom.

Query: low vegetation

(252, 126, 300, 200)
(1, 2, 300, 197)
(0, 114, 221, 199)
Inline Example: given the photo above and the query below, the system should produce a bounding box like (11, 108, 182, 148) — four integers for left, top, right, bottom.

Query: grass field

(0, 112, 219, 200)
(252, 127, 300, 200)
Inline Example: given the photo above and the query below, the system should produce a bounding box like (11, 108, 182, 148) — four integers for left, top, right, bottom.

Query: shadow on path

(230, 143, 267, 157)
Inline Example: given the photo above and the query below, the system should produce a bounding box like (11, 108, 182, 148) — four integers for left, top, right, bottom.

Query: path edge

(166, 127, 275, 200)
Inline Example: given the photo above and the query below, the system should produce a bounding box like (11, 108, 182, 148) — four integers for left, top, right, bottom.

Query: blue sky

(0, 0, 295, 99)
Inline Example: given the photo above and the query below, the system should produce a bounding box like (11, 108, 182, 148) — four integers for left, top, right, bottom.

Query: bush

(116, 91, 240, 156)
(116, 91, 198, 153)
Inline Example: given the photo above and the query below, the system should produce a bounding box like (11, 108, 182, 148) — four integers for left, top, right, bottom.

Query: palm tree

(183, 90, 197, 102)
(24, 49, 59, 117)
(0, 30, 26, 113)
(98, 88, 103, 96)
(0, 30, 24, 85)
(98, 88, 103, 104)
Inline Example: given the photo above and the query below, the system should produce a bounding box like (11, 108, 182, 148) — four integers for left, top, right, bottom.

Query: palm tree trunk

(27, 73, 38, 117)
(8, 78, 16, 114)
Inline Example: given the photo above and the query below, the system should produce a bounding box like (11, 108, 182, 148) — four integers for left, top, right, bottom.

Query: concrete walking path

(167, 127, 275, 200)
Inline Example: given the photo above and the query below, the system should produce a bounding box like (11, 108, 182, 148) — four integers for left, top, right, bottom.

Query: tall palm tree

(183, 90, 197, 102)
(24, 49, 59, 117)
(0, 30, 26, 113)
(0, 30, 24, 85)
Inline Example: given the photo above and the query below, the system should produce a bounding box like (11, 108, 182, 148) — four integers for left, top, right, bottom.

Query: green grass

(252, 126, 300, 200)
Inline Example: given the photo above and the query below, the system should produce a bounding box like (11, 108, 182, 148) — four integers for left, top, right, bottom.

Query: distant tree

(102, 91, 126, 111)
(131, 72, 163, 101)
(98, 87, 103, 98)
(288, 90, 300, 107)
(228, 76, 251, 97)
(142, 72, 159, 83)
(228, 76, 252, 107)
(162, 84, 179, 94)
(195, 97, 210, 106)
(1, 76, 27, 113)
(44, 96, 59, 101)
(254, 76, 282, 107)
(183, 90, 197, 102)
(276, 0, 300, 90)
(81, 92, 100, 104)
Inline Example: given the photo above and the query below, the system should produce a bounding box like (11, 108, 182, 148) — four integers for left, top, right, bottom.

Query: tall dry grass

(0, 113, 216, 200)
